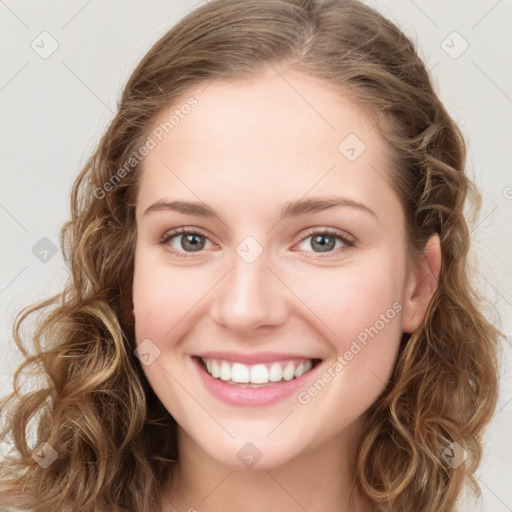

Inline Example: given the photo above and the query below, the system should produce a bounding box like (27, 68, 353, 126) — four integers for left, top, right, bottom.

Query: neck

(160, 420, 373, 512)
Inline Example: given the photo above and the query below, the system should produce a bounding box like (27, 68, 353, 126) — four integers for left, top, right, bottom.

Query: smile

(200, 357, 316, 387)
(192, 353, 323, 406)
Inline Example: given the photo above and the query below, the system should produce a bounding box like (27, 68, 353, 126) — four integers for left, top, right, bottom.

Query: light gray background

(1, 1, 511, 510)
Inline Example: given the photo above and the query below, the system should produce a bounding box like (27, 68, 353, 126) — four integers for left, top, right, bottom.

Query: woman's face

(132, 69, 429, 469)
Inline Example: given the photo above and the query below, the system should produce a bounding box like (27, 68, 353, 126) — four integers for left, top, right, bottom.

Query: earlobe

(401, 234, 442, 333)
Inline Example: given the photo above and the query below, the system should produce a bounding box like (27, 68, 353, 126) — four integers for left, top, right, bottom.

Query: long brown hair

(0, 1, 502, 511)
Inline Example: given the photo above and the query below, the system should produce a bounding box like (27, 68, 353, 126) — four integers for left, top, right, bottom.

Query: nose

(209, 248, 289, 337)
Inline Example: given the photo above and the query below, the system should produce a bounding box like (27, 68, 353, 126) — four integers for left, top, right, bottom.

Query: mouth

(193, 355, 322, 388)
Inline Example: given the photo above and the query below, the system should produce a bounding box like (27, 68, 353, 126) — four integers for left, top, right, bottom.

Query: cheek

(289, 266, 404, 431)
(287, 256, 404, 342)
(288, 256, 405, 390)
(132, 250, 215, 343)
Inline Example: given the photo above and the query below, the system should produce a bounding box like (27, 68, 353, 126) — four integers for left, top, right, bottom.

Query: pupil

(312, 234, 334, 252)
(182, 234, 205, 251)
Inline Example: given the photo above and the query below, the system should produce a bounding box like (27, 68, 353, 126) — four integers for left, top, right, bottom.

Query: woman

(0, 0, 503, 510)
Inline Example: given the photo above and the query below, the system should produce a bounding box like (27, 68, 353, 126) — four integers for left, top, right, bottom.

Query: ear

(401, 234, 442, 333)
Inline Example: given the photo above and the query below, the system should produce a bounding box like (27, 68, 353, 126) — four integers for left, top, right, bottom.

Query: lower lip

(192, 356, 322, 407)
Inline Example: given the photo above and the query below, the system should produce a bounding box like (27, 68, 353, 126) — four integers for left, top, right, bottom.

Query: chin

(201, 437, 301, 471)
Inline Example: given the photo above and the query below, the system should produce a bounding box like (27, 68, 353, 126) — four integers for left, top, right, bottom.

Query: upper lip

(195, 351, 321, 365)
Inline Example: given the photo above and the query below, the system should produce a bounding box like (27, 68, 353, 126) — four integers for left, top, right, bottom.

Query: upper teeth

(202, 358, 313, 384)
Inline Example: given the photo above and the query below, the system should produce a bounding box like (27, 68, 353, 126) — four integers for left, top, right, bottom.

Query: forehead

(136, 69, 399, 225)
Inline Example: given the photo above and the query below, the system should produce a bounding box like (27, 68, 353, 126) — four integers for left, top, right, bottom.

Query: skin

(132, 67, 441, 512)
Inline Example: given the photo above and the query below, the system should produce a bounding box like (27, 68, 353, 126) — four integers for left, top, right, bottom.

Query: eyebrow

(143, 196, 377, 220)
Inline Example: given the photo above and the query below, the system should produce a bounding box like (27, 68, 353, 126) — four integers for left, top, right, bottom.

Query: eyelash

(159, 227, 355, 260)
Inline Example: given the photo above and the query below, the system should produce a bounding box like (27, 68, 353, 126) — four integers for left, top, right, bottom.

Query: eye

(295, 228, 354, 256)
(160, 227, 355, 259)
(160, 228, 214, 259)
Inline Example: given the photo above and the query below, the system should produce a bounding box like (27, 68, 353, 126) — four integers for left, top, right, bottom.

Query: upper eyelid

(161, 226, 215, 244)
(300, 226, 354, 243)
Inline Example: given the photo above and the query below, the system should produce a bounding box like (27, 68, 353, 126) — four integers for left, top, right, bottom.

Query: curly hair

(0, 0, 503, 510)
